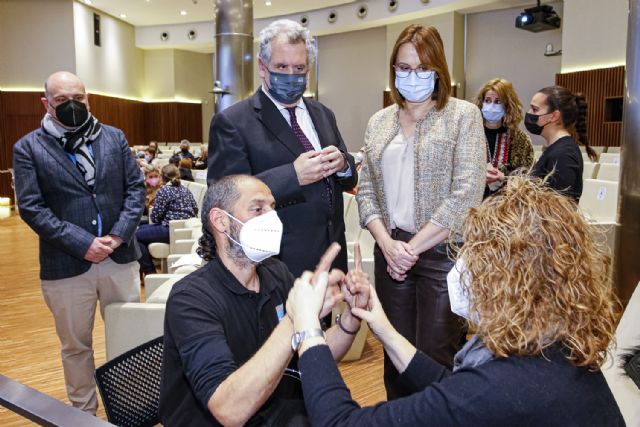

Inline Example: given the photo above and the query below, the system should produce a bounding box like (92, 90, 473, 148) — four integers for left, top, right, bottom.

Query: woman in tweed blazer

(356, 24, 486, 400)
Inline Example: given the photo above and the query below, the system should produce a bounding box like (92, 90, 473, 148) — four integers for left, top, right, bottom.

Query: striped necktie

(286, 107, 333, 208)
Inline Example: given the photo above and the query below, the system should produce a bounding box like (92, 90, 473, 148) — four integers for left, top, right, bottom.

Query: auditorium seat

(582, 162, 598, 181)
(579, 179, 619, 223)
(596, 163, 620, 182)
(599, 152, 621, 164)
(582, 152, 597, 163)
(105, 274, 186, 360)
(607, 146, 621, 153)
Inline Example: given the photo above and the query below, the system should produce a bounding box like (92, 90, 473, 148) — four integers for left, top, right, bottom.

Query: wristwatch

(291, 329, 325, 352)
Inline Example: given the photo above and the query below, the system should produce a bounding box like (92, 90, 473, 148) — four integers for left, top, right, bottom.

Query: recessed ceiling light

(265, 1, 272, 5)
(120, 13, 127, 18)
(83, 0, 93, 5)
(180, 10, 187, 15)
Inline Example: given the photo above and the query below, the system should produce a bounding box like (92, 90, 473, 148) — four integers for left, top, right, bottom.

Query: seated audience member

(159, 174, 369, 427)
(177, 139, 195, 160)
(136, 164, 198, 275)
(287, 176, 624, 426)
(179, 157, 195, 182)
(148, 140, 162, 155)
(142, 164, 162, 222)
(527, 85, 596, 202)
(194, 145, 208, 170)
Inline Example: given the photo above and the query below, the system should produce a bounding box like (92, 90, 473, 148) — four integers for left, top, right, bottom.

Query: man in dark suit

(13, 71, 145, 414)
(208, 19, 357, 277)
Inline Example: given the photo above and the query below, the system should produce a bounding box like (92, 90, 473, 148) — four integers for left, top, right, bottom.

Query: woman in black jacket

(286, 176, 623, 426)
(527, 85, 597, 202)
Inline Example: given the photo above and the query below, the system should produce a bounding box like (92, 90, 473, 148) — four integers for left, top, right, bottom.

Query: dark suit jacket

(207, 90, 357, 276)
(13, 124, 146, 280)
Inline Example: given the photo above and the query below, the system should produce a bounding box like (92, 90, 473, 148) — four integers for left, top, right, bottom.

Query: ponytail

(170, 177, 181, 187)
(574, 94, 596, 161)
(197, 227, 217, 261)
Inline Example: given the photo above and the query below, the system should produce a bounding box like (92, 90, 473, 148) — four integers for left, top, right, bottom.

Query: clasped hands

(294, 145, 347, 186)
(84, 234, 123, 263)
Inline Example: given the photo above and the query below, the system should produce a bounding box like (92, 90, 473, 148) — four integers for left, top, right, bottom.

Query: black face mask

(524, 112, 551, 135)
(181, 148, 189, 154)
(54, 99, 89, 128)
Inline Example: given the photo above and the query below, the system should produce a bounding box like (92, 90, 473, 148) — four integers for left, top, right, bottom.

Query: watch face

(291, 332, 301, 352)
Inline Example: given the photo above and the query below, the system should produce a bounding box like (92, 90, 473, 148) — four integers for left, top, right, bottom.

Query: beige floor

(0, 213, 386, 425)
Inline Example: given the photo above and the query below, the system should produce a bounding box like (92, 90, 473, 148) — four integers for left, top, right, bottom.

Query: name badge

(275, 303, 285, 322)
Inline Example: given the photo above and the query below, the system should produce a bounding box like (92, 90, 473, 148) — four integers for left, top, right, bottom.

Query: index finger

(315, 242, 341, 276)
(354, 242, 362, 271)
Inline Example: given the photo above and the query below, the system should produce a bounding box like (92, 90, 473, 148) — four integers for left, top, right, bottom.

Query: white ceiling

(81, 0, 357, 27)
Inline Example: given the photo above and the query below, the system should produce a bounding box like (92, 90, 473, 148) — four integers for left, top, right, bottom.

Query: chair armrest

(148, 242, 170, 259)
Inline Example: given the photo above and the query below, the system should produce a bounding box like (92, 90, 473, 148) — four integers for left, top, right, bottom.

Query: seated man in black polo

(159, 174, 368, 426)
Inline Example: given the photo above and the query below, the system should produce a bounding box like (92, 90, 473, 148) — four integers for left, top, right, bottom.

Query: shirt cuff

(336, 163, 352, 178)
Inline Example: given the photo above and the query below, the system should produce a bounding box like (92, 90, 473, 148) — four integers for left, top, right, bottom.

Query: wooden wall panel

(556, 66, 625, 147)
(0, 91, 203, 203)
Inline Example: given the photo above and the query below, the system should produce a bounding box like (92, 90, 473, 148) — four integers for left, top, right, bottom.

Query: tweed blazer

(502, 127, 534, 174)
(13, 123, 146, 280)
(356, 97, 486, 239)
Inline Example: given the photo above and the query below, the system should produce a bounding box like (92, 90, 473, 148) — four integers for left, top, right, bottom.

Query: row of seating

(533, 146, 622, 164)
(583, 162, 620, 182)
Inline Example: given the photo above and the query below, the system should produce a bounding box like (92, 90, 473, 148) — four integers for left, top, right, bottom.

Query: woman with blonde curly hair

(287, 176, 624, 426)
(475, 78, 534, 193)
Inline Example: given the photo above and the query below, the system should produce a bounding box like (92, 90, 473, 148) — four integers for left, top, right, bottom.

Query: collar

(209, 254, 277, 297)
(260, 83, 306, 113)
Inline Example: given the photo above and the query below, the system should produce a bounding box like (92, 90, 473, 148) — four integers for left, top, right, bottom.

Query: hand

(84, 237, 114, 263)
(99, 234, 123, 250)
(486, 164, 504, 184)
(342, 243, 371, 311)
(319, 146, 346, 176)
(293, 151, 326, 186)
(380, 237, 418, 281)
(286, 243, 345, 328)
(350, 284, 395, 342)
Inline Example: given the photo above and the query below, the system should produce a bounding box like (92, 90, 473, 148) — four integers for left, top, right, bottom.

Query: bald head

(41, 71, 90, 123)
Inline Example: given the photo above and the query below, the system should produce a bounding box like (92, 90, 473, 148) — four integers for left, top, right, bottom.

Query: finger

(328, 268, 345, 286)
(350, 306, 374, 322)
(315, 242, 341, 275)
(298, 271, 314, 288)
(354, 242, 362, 272)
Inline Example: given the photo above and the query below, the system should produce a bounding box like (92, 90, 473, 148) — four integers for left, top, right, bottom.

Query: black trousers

(375, 229, 467, 400)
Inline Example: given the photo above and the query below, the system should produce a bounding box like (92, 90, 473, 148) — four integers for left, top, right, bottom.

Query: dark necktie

(286, 107, 333, 209)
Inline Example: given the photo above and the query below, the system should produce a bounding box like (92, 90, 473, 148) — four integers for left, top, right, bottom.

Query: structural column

(213, 0, 253, 113)
(614, 0, 640, 305)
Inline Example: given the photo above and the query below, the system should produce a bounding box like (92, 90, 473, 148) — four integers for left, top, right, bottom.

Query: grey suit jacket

(13, 123, 145, 280)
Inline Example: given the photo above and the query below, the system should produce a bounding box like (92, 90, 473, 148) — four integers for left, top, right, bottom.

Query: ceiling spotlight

(180, 10, 188, 16)
(83, 0, 93, 5)
(119, 13, 127, 18)
(265, 0, 272, 5)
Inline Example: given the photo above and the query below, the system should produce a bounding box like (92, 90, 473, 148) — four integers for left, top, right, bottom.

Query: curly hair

(457, 176, 620, 368)
(474, 78, 524, 134)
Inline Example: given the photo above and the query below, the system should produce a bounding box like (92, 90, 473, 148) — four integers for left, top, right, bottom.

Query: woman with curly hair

(287, 176, 624, 426)
(474, 78, 534, 194)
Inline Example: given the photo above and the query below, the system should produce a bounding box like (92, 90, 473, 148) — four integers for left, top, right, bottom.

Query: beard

(225, 220, 256, 269)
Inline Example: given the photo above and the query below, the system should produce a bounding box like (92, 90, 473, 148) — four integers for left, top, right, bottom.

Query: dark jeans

(375, 229, 467, 400)
(136, 223, 169, 274)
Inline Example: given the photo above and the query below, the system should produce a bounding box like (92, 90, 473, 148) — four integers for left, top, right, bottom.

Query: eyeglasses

(393, 64, 434, 79)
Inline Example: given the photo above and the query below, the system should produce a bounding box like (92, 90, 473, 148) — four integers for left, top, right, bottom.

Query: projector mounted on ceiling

(515, 1, 561, 33)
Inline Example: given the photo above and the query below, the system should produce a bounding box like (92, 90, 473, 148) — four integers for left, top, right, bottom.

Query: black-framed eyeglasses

(393, 64, 434, 79)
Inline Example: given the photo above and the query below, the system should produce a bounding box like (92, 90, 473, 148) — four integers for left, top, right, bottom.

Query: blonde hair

(474, 78, 524, 133)
(457, 176, 619, 368)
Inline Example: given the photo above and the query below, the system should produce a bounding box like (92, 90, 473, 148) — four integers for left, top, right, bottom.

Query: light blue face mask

(268, 70, 307, 105)
(482, 102, 506, 123)
(395, 70, 436, 103)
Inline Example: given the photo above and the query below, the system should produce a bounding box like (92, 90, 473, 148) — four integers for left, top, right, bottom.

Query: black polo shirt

(159, 256, 306, 426)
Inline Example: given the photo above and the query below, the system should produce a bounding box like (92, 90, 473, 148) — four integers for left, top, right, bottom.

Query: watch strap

(291, 328, 324, 352)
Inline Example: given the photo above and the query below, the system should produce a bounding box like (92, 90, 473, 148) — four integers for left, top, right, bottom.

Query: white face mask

(482, 102, 505, 123)
(223, 210, 283, 263)
(446, 258, 478, 322)
(395, 70, 436, 103)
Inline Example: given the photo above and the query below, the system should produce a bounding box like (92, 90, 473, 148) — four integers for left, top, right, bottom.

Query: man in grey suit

(13, 71, 145, 414)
